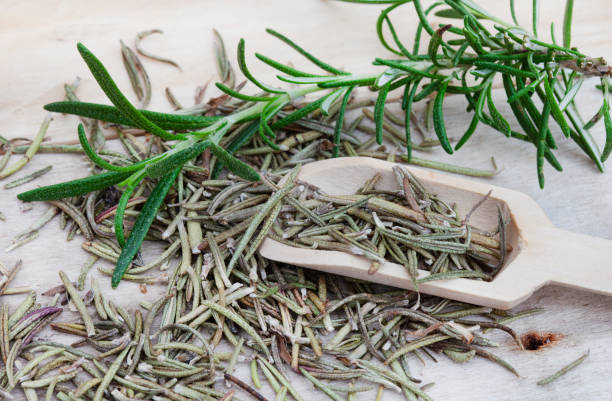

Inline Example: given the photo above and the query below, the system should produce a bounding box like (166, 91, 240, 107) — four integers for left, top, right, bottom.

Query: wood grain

(1, 1, 611, 400)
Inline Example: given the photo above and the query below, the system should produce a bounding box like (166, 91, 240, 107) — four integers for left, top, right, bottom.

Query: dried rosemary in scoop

(271, 165, 507, 283)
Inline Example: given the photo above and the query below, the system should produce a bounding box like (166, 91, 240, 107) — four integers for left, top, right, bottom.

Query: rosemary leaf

(18, 171, 132, 202)
(112, 168, 180, 287)
(76, 43, 178, 141)
(44, 101, 218, 131)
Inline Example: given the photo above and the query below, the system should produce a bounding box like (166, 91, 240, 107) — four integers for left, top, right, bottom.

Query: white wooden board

(1, 1, 611, 399)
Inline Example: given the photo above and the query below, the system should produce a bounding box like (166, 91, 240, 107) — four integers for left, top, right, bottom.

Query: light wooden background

(1, 1, 612, 400)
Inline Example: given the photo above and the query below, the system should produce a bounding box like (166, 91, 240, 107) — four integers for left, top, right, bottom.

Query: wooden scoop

(259, 157, 612, 309)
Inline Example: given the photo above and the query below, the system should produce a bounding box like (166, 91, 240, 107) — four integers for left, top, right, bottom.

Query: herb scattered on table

(0, 255, 538, 400)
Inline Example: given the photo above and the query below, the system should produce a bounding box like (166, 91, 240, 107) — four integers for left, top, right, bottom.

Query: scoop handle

(528, 227, 612, 296)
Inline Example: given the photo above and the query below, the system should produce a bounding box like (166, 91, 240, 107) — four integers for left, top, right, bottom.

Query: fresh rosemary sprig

(17, 0, 611, 286)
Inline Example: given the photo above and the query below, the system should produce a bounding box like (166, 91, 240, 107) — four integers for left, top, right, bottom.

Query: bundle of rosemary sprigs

(0, 0, 597, 399)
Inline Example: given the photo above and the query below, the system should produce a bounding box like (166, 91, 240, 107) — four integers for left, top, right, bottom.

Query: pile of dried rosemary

(0, 82, 531, 401)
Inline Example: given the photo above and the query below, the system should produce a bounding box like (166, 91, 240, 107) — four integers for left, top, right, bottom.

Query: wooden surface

(1, 0, 612, 399)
